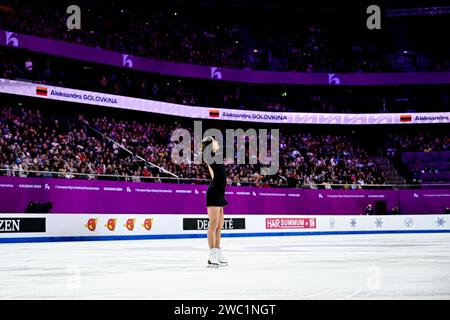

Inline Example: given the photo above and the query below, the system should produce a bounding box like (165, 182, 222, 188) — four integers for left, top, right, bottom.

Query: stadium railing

(1, 169, 449, 190)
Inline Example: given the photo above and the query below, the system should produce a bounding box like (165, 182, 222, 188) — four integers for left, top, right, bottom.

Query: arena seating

(1, 0, 448, 72)
(0, 104, 386, 187)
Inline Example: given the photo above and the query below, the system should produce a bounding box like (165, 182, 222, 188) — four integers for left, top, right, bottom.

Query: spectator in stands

(412, 167, 422, 184)
(391, 206, 400, 215)
(364, 204, 374, 215)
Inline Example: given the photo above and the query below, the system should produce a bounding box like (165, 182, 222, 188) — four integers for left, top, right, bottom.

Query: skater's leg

(215, 207, 225, 249)
(216, 207, 228, 265)
(207, 207, 221, 267)
(207, 206, 220, 249)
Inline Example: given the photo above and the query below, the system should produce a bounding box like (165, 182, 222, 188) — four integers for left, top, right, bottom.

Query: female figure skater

(201, 136, 228, 267)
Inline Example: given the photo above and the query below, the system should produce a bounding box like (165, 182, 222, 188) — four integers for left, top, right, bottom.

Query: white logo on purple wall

(122, 54, 133, 68)
(5, 32, 19, 47)
(413, 193, 419, 198)
(328, 73, 341, 85)
(375, 218, 384, 228)
(211, 67, 222, 79)
(329, 218, 335, 229)
(436, 217, 446, 227)
(403, 217, 413, 228)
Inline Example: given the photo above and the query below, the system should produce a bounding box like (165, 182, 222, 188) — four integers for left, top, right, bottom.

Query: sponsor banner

(83, 216, 154, 233)
(301, 190, 399, 215)
(1, 79, 450, 125)
(0, 176, 305, 215)
(0, 214, 160, 239)
(0, 78, 205, 121)
(253, 215, 450, 234)
(399, 191, 450, 214)
(0, 214, 449, 242)
(0, 217, 46, 233)
(293, 113, 450, 125)
(266, 218, 316, 229)
(0, 177, 448, 215)
(183, 218, 246, 231)
(2, 30, 450, 85)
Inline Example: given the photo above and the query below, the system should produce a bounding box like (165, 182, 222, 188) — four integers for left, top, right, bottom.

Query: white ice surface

(1, 233, 450, 300)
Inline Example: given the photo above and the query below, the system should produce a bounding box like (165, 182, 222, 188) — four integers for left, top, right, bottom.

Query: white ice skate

(218, 248, 228, 266)
(207, 248, 220, 268)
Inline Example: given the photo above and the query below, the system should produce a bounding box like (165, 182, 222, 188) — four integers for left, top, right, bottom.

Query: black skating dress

(206, 153, 228, 207)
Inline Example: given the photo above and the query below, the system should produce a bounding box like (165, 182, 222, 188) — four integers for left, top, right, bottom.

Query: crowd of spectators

(1, 0, 448, 72)
(385, 132, 449, 158)
(1, 105, 386, 188)
(250, 23, 394, 73)
(280, 132, 386, 188)
(0, 1, 248, 69)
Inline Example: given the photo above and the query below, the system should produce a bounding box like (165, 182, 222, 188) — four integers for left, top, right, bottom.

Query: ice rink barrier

(0, 214, 449, 243)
